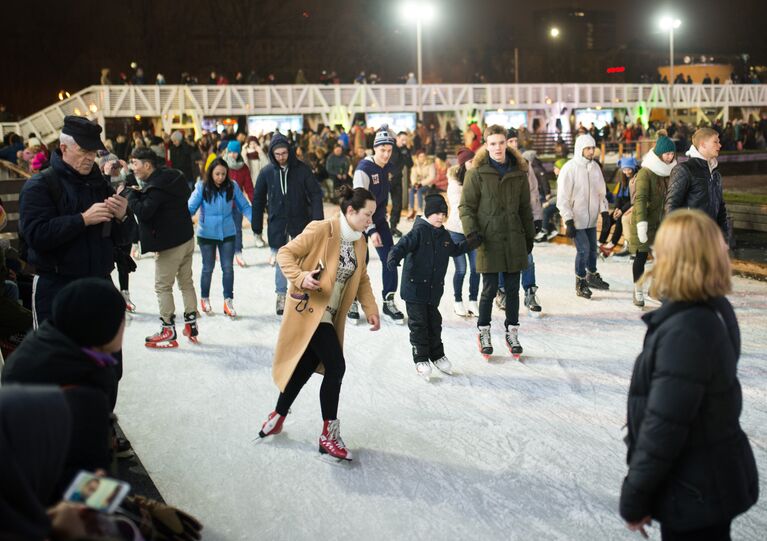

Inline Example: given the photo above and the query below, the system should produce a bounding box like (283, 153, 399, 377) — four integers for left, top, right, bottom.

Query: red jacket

(228, 164, 254, 202)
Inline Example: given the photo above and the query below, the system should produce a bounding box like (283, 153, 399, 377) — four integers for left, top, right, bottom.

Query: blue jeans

(231, 205, 244, 253)
(448, 231, 479, 302)
(199, 238, 235, 299)
(373, 221, 398, 298)
(408, 185, 427, 210)
(574, 227, 598, 278)
(521, 253, 535, 290)
(272, 248, 288, 294)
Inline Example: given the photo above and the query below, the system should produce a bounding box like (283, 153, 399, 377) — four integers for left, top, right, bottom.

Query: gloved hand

(565, 220, 576, 238)
(466, 231, 483, 250)
(125, 495, 203, 541)
(534, 219, 542, 233)
(386, 252, 400, 271)
(526, 238, 534, 254)
(637, 221, 649, 244)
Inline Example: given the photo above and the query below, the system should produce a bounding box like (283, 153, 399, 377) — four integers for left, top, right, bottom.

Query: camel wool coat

(273, 214, 379, 392)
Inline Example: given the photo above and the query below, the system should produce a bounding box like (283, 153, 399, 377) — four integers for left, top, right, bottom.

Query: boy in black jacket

(387, 194, 477, 380)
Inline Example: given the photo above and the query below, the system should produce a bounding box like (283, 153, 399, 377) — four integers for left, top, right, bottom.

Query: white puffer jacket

(556, 134, 608, 229)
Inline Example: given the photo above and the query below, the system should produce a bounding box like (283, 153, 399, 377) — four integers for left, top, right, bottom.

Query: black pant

(390, 175, 403, 230)
(660, 521, 731, 541)
(116, 244, 132, 291)
(478, 272, 520, 327)
(405, 302, 444, 363)
(632, 251, 649, 283)
(275, 323, 346, 420)
(599, 213, 623, 245)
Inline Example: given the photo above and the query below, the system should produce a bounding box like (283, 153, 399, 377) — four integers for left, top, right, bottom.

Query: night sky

(3, 0, 765, 117)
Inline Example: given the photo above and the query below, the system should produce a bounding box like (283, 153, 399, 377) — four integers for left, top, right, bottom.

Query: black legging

(632, 251, 649, 283)
(275, 323, 346, 420)
(599, 214, 624, 245)
(115, 244, 132, 291)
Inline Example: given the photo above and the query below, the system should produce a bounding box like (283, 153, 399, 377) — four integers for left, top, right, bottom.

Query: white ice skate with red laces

(319, 419, 352, 462)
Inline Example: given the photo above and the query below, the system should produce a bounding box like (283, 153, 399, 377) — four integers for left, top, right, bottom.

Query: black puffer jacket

(387, 217, 469, 305)
(619, 297, 758, 531)
(125, 168, 194, 253)
(665, 157, 728, 236)
(1, 321, 119, 410)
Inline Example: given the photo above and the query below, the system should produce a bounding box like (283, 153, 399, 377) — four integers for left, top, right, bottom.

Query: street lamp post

(401, 2, 435, 118)
(660, 16, 681, 122)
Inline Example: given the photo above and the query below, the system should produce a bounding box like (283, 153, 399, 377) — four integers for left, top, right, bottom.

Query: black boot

(576, 277, 592, 299)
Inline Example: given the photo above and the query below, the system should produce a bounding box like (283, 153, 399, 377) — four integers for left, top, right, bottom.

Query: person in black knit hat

(2, 277, 125, 407)
(387, 194, 478, 380)
(1, 277, 134, 458)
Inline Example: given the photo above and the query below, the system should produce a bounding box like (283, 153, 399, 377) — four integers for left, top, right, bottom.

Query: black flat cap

(62, 116, 107, 151)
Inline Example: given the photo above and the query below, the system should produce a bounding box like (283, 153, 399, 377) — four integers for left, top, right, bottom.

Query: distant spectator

(168, 130, 195, 190)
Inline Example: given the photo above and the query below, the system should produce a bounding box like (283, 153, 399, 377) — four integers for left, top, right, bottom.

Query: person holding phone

(258, 186, 380, 461)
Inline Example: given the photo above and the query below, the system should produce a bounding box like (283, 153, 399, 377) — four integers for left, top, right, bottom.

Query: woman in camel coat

(257, 186, 380, 461)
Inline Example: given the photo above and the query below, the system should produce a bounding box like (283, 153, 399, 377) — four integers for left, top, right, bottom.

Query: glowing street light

(549, 27, 560, 38)
(400, 2, 437, 85)
(659, 16, 682, 121)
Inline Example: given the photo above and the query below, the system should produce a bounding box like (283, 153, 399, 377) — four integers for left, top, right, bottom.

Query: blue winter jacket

(188, 181, 253, 241)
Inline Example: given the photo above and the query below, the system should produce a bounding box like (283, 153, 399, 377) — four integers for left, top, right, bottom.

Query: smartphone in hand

(63, 470, 131, 513)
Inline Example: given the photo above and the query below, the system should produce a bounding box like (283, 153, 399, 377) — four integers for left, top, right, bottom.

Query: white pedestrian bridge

(2, 83, 766, 142)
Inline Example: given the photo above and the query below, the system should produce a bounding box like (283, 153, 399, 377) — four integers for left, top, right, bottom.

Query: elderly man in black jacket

(126, 147, 197, 348)
(252, 133, 323, 315)
(18, 116, 133, 326)
(665, 127, 729, 237)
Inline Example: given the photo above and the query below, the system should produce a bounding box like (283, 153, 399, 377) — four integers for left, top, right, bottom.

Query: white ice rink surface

(116, 220, 767, 541)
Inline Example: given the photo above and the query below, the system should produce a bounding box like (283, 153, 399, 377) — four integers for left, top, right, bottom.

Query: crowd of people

(0, 108, 760, 539)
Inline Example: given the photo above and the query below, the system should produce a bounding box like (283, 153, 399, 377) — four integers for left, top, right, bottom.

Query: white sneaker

(432, 356, 452, 375)
(466, 300, 479, 316)
(533, 230, 546, 242)
(415, 361, 432, 380)
(453, 301, 468, 317)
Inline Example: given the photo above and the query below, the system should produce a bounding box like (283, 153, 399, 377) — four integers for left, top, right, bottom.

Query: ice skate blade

(527, 309, 542, 318)
(348, 317, 361, 325)
(145, 340, 179, 349)
(434, 367, 452, 376)
(318, 446, 352, 462)
(386, 316, 406, 326)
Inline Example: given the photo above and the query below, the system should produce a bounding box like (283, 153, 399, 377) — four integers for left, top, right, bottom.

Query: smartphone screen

(63, 470, 131, 513)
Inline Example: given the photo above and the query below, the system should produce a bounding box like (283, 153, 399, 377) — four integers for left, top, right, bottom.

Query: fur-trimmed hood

(472, 146, 529, 172)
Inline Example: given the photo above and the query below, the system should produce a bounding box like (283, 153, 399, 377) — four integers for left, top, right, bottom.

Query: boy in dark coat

(387, 194, 477, 380)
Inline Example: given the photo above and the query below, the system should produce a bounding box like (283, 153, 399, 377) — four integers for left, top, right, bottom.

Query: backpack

(18, 167, 63, 262)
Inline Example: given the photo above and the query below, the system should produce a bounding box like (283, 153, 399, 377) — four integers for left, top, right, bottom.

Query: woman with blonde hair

(620, 209, 758, 540)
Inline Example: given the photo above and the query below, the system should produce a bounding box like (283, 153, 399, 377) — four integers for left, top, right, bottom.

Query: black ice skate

(576, 277, 593, 299)
(383, 293, 405, 325)
(586, 271, 610, 290)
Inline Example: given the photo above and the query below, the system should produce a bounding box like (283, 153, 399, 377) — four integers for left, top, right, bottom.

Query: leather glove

(637, 221, 649, 244)
(466, 231, 483, 250)
(565, 220, 576, 238)
(125, 495, 203, 541)
(534, 219, 542, 233)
